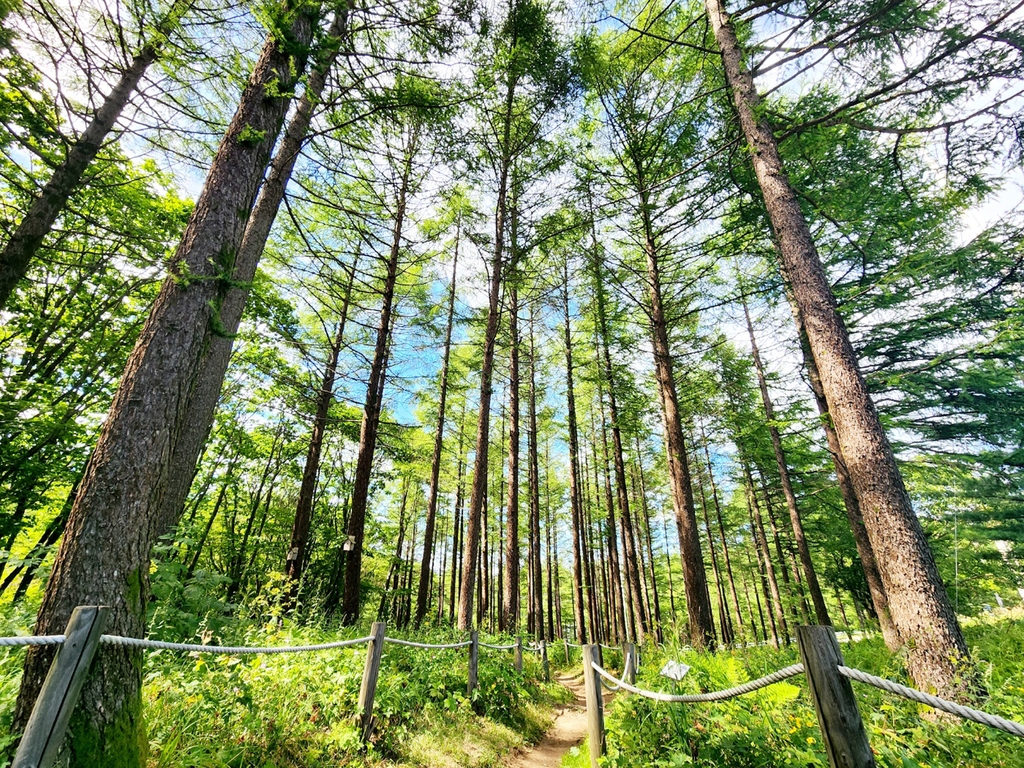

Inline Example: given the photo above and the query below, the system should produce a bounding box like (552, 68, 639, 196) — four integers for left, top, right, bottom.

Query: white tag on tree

(660, 660, 691, 681)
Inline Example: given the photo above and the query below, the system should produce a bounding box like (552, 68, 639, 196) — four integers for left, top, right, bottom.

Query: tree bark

(742, 295, 830, 625)
(155, 6, 351, 540)
(0, 0, 194, 308)
(503, 282, 521, 631)
(415, 240, 460, 627)
(746, 461, 787, 646)
(527, 308, 545, 639)
(340, 123, 417, 624)
(706, 0, 975, 698)
(790, 294, 899, 648)
(640, 197, 714, 648)
(699, 429, 745, 639)
(286, 279, 353, 590)
(12, 9, 317, 762)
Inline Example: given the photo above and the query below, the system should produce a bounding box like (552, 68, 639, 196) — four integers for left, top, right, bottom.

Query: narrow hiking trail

(507, 673, 614, 768)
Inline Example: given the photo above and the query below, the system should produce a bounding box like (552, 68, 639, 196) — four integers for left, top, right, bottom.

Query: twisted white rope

(480, 642, 515, 650)
(384, 637, 473, 649)
(99, 634, 374, 654)
(591, 662, 805, 703)
(600, 643, 616, 651)
(0, 635, 66, 648)
(838, 666, 1024, 738)
(599, 651, 633, 692)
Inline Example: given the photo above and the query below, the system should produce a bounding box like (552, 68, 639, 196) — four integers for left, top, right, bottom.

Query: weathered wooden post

(357, 622, 386, 742)
(582, 644, 605, 768)
(514, 635, 523, 673)
(563, 638, 570, 664)
(540, 640, 550, 682)
(622, 641, 636, 684)
(797, 626, 875, 768)
(14, 605, 108, 768)
(467, 630, 479, 700)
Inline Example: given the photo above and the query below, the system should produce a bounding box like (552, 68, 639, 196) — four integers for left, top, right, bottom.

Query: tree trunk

(12, 10, 317, 761)
(632, 452, 664, 643)
(640, 198, 714, 648)
(415, 240, 460, 627)
(0, 0, 195, 308)
(696, 462, 732, 644)
(700, 429, 745, 639)
(562, 267, 588, 644)
(742, 296, 830, 625)
(790, 295, 899, 648)
(527, 308, 545, 639)
(746, 461, 786, 646)
(706, 0, 974, 698)
(154, 7, 351, 541)
(503, 283, 521, 631)
(286, 289, 352, 589)
(449, 404, 468, 623)
(340, 124, 417, 624)
(458, 60, 520, 630)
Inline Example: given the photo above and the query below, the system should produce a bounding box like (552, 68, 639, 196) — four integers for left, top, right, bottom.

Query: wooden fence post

(357, 622, 386, 743)
(582, 644, 605, 768)
(467, 630, 479, 700)
(797, 626, 875, 768)
(14, 606, 108, 768)
(540, 640, 550, 682)
(622, 641, 636, 684)
(514, 635, 523, 673)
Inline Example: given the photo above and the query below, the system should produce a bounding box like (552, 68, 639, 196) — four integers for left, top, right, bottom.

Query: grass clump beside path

(568, 613, 1024, 768)
(0, 605, 571, 768)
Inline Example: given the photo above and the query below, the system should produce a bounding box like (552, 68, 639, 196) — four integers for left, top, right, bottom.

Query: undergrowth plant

(593, 615, 1024, 768)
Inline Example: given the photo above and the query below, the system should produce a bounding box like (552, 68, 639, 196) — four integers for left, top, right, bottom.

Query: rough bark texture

(790, 295, 899, 648)
(414, 244, 459, 627)
(155, 6, 350, 539)
(742, 297, 830, 625)
(0, 0, 194, 308)
(12, 8, 317, 764)
(340, 125, 416, 624)
(706, 0, 973, 698)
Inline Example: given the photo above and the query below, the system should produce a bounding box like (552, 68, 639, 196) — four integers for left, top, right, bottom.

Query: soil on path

(506, 673, 613, 768)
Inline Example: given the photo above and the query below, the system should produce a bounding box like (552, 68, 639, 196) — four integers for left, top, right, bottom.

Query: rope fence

(577, 625, 1024, 768)
(838, 665, 1024, 738)
(4, 606, 551, 768)
(0, 635, 66, 648)
(98, 634, 374, 654)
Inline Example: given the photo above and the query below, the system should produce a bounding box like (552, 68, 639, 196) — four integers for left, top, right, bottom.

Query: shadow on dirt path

(506, 673, 614, 768)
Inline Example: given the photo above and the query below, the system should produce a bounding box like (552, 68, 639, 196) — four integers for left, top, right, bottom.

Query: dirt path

(507, 674, 613, 768)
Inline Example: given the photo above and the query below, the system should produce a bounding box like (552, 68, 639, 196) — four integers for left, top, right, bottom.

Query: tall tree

(12, 4, 320, 761)
(705, 0, 977, 697)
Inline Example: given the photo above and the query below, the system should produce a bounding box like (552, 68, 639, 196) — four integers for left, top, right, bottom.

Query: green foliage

(598, 616, 1024, 767)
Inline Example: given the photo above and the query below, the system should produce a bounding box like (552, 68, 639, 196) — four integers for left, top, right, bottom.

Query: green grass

(592, 612, 1024, 767)
(0, 609, 567, 768)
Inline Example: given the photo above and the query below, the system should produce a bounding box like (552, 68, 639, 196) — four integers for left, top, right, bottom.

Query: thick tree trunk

(706, 0, 974, 698)
(155, 7, 351, 540)
(0, 0, 194, 308)
(791, 297, 899, 648)
(640, 201, 714, 648)
(12, 9, 317, 762)
(415, 243, 460, 627)
(340, 125, 417, 624)
(286, 301, 351, 590)
(742, 297, 830, 625)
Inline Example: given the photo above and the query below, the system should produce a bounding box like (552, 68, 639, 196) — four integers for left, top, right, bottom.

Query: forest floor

(505, 673, 613, 768)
